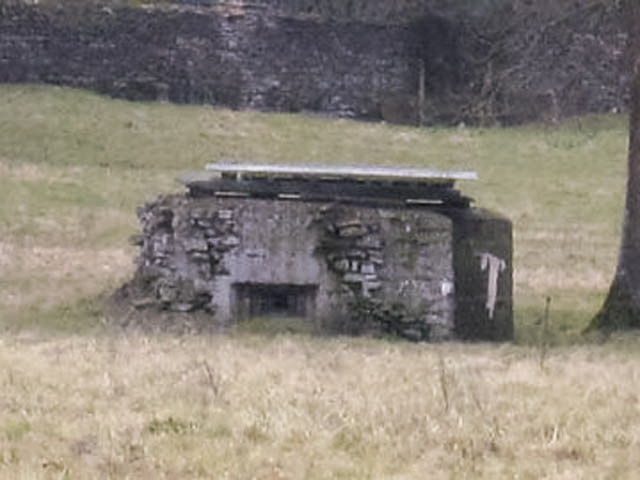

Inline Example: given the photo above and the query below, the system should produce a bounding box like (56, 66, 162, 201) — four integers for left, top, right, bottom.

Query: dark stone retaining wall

(0, 4, 453, 121)
(0, 3, 629, 125)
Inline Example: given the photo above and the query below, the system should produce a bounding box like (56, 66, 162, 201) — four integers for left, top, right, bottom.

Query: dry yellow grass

(0, 241, 132, 309)
(1, 85, 638, 478)
(0, 333, 639, 479)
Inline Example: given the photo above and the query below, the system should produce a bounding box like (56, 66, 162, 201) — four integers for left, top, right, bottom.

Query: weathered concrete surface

(125, 194, 457, 340)
(450, 208, 513, 341)
(121, 191, 512, 341)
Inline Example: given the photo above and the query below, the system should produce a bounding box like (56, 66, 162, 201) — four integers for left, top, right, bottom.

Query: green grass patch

(3, 421, 31, 442)
(235, 316, 317, 336)
(0, 84, 629, 341)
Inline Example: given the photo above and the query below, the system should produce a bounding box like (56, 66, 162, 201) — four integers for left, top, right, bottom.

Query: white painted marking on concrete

(480, 252, 506, 319)
(440, 280, 454, 297)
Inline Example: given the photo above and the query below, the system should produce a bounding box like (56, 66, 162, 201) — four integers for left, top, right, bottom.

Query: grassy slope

(0, 84, 627, 339)
(0, 84, 638, 479)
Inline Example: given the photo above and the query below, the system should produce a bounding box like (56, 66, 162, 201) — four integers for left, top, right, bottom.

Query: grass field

(1, 333, 640, 479)
(0, 83, 627, 340)
(0, 84, 637, 479)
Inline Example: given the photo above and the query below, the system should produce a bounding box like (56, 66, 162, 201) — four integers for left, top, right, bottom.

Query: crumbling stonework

(126, 194, 455, 340)
(122, 184, 512, 341)
(316, 203, 455, 340)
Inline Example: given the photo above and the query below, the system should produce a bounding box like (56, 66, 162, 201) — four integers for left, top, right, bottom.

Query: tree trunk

(589, 1, 640, 332)
(590, 71, 640, 331)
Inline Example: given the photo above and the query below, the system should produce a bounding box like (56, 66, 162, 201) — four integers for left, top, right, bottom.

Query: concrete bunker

(123, 163, 512, 341)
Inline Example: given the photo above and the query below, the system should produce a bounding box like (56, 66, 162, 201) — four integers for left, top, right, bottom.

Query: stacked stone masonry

(126, 191, 513, 341)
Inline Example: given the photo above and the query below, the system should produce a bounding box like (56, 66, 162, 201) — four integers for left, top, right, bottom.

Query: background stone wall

(0, 4, 426, 120)
(0, 2, 628, 125)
